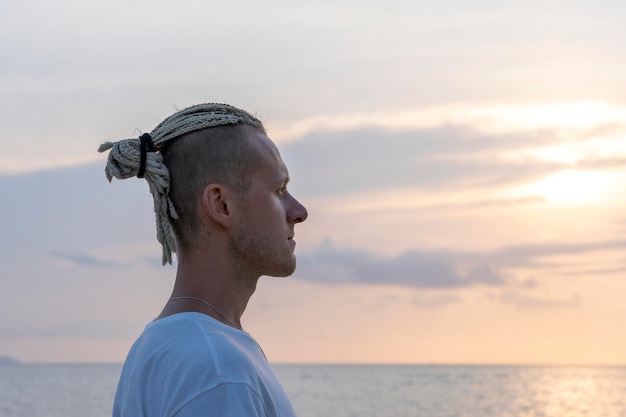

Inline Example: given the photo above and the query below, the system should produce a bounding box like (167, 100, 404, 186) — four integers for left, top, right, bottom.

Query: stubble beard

(229, 217, 297, 281)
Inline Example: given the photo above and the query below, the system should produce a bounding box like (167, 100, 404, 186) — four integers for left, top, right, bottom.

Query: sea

(0, 363, 625, 417)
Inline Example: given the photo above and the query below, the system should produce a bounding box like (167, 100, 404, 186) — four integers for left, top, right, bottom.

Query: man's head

(98, 103, 306, 266)
(161, 124, 264, 250)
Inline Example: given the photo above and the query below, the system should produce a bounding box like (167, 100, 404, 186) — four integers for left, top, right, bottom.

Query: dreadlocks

(98, 103, 265, 265)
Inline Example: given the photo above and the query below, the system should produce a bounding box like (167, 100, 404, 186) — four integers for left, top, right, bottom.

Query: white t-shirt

(113, 312, 297, 417)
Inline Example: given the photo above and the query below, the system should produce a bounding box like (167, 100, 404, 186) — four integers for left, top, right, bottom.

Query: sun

(530, 170, 608, 205)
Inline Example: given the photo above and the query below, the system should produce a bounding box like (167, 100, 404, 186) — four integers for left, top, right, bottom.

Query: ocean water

(0, 364, 625, 417)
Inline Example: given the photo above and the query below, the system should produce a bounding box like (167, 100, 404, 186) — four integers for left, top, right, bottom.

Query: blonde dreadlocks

(98, 103, 264, 265)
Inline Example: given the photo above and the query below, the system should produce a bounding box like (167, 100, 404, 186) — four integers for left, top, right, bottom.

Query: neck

(168, 296, 243, 330)
(157, 246, 259, 328)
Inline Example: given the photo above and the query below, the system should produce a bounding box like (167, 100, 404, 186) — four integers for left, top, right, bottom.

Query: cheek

(268, 195, 288, 215)
(247, 193, 287, 222)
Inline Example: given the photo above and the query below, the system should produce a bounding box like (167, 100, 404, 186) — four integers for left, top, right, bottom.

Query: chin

(269, 266, 296, 278)
(266, 258, 297, 278)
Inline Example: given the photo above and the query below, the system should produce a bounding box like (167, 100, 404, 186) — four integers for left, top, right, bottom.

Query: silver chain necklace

(169, 296, 242, 330)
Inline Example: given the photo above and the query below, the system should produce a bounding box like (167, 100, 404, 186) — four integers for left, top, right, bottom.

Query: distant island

(0, 355, 20, 365)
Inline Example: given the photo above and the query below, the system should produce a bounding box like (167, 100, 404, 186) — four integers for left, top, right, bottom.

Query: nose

(287, 193, 308, 224)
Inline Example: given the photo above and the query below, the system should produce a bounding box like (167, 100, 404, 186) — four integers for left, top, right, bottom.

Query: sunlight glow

(529, 170, 610, 205)
(517, 137, 626, 165)
(486, 101, 626, 130)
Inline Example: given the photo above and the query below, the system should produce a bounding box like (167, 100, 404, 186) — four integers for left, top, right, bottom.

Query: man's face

(229, 131, 308, 278)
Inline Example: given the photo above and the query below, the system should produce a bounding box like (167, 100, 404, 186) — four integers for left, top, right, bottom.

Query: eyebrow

(278, 170, 290, 184)
(275, 163, 290, 185)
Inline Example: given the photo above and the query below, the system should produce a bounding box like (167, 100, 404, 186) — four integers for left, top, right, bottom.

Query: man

(99, 103, 308, 416)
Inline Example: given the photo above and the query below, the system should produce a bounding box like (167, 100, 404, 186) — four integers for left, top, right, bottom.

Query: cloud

(138, 255, 173, 269)
(564, 265, 626, 276)
(2, 0, 625, 176)
(410, 293, 464, 308)
(0, 312, 147, 338)
(0, 162, 157, 262)
(499, 291, 582, 310)
(50, 251, 128, 269)
(295, 239, 507, 288)
(294, 238, 626, 289)
(282, 124, 623, 197)
(272, 102, 626, 143)
(488, 240, 626, 269)
(416, 196, 548, 212)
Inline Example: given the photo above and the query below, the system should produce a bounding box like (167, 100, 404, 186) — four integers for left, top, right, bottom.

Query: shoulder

(129, 313, 265, 383)
(115, 313, 296, 417)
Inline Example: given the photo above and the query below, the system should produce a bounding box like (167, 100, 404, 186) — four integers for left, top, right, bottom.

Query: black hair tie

(137, 133, 156, 178)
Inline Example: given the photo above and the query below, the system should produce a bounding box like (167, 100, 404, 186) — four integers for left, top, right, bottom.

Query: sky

(1, 0, 625, 365)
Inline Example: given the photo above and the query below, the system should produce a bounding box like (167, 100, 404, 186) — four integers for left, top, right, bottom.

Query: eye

(277, 184, 287, 196)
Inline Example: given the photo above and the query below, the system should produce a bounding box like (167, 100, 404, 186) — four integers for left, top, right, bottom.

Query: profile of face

(229, 131, 308, 278)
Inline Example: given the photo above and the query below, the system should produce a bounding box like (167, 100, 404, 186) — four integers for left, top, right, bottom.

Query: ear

(201, 183, 233, 228)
